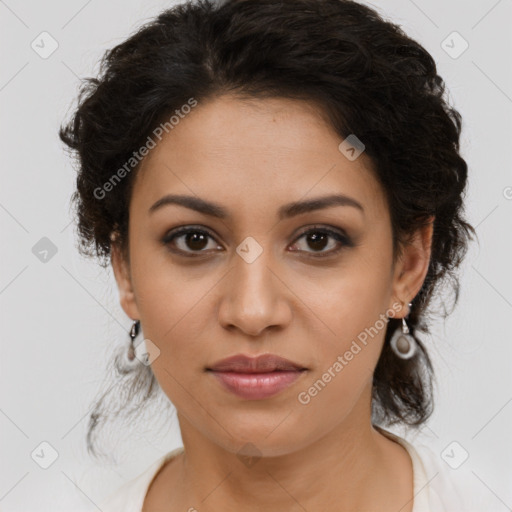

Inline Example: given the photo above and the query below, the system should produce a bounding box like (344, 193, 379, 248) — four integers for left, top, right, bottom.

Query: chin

(213, 417, 312, 458)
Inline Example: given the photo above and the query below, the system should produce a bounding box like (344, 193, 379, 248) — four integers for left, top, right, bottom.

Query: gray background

(1, 0, 511, 510)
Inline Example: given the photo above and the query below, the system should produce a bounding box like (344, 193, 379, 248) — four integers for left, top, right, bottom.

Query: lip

(206, 354, 308, 400)
(207, 353, 307, 373)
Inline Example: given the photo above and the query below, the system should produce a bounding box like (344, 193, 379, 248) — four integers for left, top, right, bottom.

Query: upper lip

(207, 354, 307, 373)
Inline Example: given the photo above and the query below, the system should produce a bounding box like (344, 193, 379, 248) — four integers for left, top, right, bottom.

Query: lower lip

(208, 370, 306, 400)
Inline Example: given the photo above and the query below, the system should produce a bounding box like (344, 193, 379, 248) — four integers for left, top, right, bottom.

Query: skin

(111, 94, 434, 512)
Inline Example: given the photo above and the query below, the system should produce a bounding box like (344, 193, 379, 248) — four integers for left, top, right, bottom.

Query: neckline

(374, 426, 432, 512)
(138, 446, 185, 511)
(141, 431, 431, 512)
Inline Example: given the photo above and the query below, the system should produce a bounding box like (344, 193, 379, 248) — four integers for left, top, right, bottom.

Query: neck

(162, 386, 413, 512)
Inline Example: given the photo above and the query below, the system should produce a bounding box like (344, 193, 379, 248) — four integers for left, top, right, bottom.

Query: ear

(111, 241, 140, 321)
(390, 216, 435, 316)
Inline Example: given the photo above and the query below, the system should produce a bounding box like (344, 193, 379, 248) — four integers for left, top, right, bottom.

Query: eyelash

(162, 224, 354, 258)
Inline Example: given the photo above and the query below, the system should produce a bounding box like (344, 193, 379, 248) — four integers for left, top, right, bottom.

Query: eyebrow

(148, 193, 365, 220)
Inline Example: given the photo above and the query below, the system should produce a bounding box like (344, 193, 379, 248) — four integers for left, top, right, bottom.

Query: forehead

(132, 95, 386, 221)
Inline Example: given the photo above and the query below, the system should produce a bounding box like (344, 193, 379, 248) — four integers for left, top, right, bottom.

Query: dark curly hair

(59, 0, 476, 459)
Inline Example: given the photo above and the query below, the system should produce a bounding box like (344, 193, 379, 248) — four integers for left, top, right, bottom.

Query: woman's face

(112, 94, 432, 456)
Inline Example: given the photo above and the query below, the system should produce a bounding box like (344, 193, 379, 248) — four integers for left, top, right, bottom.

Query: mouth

(207, 369, 307, 400)
(206, 353, 308, 400)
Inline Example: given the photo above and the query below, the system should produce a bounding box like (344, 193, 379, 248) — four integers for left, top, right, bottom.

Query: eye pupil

(186, 232, 208, 250)
(307, 232, 328, 251)
(165, 226, 348, 258)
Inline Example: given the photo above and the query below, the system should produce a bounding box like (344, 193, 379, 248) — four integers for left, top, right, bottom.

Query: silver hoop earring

(128, 320, 140, 362)
(389, 303, 417, 359)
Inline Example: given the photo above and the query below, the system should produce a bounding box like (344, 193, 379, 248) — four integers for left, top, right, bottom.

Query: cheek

(135, 281, 211, 369)
(295, 263, 391, 409)
(294, 280, 390, 424)
(293, 355, 375, 443)
(129, 260, 217, 400)
(297, 262, 391, 350)
(139, 300, 211, 411)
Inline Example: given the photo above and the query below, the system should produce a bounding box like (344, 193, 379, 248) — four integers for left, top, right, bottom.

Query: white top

(98, 429, 501, 511)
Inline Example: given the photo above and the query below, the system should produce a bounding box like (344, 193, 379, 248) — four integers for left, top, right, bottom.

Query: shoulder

(376, 427, 502, 512)
(98, 447, 184, 512)
(405, 439, 503, 512)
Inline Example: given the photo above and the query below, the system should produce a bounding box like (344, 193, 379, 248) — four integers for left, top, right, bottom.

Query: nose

(217, 247, 293, 337)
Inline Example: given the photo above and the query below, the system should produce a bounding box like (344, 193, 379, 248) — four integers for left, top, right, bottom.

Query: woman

(59, 0, 497, 510)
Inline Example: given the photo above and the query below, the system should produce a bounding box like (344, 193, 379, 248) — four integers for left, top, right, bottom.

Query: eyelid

(162, 225, 222, 253)
(162, 223, 353, 256)
(290, 224, 353, 256)
(293, 224, 349, 240)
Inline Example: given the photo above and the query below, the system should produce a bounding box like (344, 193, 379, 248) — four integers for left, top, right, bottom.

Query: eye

(289, 225, 353, 257)
(162, 226, 222, 256)
(162, 224, 354, 258)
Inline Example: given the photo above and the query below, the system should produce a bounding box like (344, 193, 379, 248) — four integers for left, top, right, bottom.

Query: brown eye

(181, 231, 209, 251)
(289, 226, 353, 257)
(162, 227, 221, 255)
(304, 232, 330, 251)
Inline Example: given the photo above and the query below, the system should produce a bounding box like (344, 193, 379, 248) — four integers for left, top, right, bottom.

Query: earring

(389, 302, 417, 359)
(128, 320, 140, 361)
